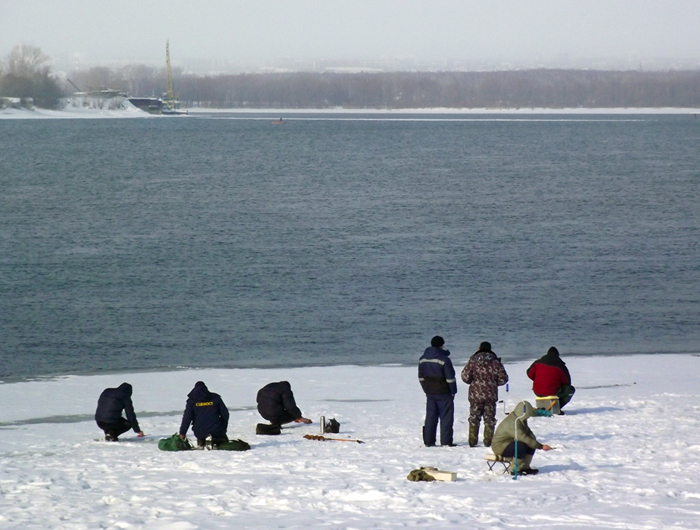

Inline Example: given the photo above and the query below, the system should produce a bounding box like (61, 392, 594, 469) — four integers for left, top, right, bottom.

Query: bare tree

(0, 44, 62, 108)
(6, 44, 51, 77)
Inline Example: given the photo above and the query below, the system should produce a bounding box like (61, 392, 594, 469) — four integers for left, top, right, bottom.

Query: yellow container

(535, 396, 560, 415)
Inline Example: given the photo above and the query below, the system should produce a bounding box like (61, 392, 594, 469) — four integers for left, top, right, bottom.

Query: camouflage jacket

(461, 351, 509, 403)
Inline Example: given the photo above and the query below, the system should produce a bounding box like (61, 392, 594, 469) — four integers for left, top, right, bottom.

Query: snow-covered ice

(1, 354, 699, 529)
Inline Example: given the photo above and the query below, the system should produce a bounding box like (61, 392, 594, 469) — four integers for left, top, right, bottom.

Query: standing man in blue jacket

(418, 336, 458, 447)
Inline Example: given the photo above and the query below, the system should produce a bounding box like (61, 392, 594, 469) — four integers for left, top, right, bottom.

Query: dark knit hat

(547, 346, 559, 357)
(479, 341, 492, 352)
(431, 336, 445, 348)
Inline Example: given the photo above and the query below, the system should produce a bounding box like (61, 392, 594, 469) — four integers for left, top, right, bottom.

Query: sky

(2, 1, 699, 73)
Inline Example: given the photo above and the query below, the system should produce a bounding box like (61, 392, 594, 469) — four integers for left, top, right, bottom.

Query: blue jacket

(418, 347, 458, 395)
(179, 382, 229, 439)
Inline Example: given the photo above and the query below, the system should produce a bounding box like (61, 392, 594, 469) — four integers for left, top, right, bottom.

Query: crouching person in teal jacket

(491, 401, 552, 475)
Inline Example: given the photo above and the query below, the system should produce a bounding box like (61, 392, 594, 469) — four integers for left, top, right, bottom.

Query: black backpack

(324, 418, 340, 433)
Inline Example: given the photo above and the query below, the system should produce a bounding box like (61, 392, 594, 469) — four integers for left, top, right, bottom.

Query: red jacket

(527, 362, 570, 396)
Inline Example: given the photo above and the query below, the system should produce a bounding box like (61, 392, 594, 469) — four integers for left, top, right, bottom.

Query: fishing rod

(303, 434, 364, 444)
(513, 401, 528, 480)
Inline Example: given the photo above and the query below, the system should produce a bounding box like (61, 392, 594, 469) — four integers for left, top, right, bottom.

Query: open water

(1, 112, 699, 379)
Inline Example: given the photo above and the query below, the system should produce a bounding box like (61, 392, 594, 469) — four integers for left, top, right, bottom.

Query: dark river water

(1, 112, 698, 379)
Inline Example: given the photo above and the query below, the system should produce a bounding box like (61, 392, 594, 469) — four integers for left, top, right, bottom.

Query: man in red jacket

(526, 347, 575, 414)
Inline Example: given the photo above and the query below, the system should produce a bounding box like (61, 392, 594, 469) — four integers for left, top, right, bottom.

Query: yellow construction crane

(165, 39, 175, 107)
(162, 40, 186, 114)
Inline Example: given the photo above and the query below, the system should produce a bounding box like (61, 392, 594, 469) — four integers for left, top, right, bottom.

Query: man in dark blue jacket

(418, 336, 458, 447)
(257, 381, 311, 426)
(95, 382, 145, 441)
(179, 381, 229, 447)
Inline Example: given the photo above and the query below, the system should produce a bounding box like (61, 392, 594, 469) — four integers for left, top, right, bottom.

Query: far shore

(2, 105, 699, 120)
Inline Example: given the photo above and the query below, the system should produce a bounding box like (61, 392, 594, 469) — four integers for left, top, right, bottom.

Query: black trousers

(196, 434, 229, 447)
(261, 410, 296, 426)
(501, 441, 536, 458)
(96, 418, 131, 439)
(423, 394, 454, 446)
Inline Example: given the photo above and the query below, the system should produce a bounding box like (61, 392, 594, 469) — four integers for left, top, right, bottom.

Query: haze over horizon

(3, 0, 699, 74)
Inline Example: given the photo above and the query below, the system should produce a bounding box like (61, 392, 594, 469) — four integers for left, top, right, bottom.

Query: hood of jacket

(188, 381, 211, 401)
(470, 350, 498, 366)
(117, 383, 133, 397)
(510, 400, 538, 421)
(536, 347, 566, 367)
(422, 346, 451, 359)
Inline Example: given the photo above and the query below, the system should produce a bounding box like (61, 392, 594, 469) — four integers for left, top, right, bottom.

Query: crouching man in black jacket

(95, 382, 145, 441)
(256, 381, 312, 426)
(179, 381, 230, 447)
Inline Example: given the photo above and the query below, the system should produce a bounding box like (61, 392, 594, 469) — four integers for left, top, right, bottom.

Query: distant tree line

(72, 67, 700, 109)
(61, 63, 700, 109)
(93, 68, 700, 109)
(3, 45, 700, 110)
(0, 45, 62, 108)
(172, 70, 700, 109)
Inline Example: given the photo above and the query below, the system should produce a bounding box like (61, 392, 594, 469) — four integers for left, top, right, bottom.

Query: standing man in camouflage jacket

(461, 341, 509, 447)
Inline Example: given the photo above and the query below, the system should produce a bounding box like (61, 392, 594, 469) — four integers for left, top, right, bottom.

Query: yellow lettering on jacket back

(196, 401, 214, 407)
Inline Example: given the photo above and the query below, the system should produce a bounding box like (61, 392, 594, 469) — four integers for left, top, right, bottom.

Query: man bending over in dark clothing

(257, 381, 312, 426)
(95, 382, 145, 441)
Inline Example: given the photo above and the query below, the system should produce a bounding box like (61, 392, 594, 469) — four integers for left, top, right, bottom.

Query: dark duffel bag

(216, 439, 251, 451)
(256, 423, 281, 435)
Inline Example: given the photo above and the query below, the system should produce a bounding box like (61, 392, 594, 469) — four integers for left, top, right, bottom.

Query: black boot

(519, 468, 539, 475)
(483, 425, 494, 447)
(511, 454, 537, 475)
(468, 424, 479, 447)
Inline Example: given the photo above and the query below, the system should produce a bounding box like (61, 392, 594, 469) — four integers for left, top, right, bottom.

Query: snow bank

(0, 96, 150, 119)
(1, 354, 699, 529)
